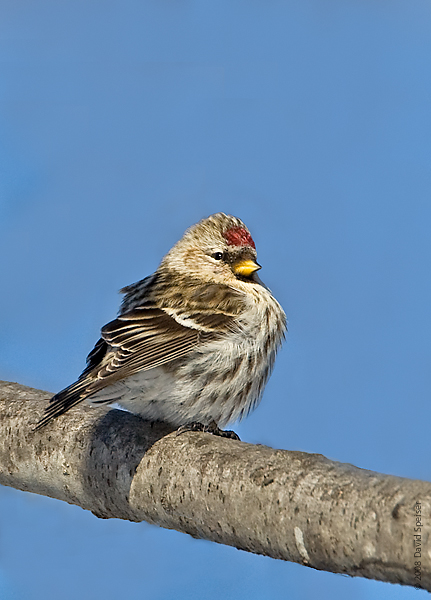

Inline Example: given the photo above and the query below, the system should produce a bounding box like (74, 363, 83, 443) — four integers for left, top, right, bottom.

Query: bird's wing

(89, 278, 246, 389)
(79, 337, 109, 378)
(35, 304, 238, 429)
(94, 306, 226, 384)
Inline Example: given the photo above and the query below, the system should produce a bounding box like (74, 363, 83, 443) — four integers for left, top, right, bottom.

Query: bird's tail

(35, 379, 89, 431)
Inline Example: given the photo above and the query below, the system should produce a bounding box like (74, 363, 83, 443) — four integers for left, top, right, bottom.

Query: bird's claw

(176, 420, 240, 441)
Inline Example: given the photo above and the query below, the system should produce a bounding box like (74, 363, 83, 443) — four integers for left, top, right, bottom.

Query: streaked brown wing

(84, 306, 236, 393)
(36, 297, 241, 430)
(80, 337, 108, 378)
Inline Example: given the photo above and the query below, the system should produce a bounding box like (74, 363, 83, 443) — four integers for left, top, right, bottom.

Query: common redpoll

(37, 213, 286, 434)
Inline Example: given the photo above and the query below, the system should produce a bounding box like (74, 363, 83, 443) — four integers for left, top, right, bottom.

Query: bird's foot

(176, 420, 240, 441)
(176, 421, 206, 436)
(205, 420, 241, 441)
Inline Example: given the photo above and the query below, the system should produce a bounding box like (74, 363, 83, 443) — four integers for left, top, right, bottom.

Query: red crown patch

(224, 227, 256, 249)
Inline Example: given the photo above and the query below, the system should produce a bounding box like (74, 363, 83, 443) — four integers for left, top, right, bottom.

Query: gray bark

(0, 380, 429, 591)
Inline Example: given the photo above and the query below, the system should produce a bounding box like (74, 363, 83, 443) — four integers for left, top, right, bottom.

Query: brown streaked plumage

(36, 213, 286, 432)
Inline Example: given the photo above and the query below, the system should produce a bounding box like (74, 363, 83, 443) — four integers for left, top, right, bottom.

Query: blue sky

(1, 1, 430, 598)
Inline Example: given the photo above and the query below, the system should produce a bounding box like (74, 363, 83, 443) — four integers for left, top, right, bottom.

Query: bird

(36, 213, 286, 437)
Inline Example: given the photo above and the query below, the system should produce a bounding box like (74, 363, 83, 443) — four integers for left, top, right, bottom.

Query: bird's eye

(212, 252, 224, 261)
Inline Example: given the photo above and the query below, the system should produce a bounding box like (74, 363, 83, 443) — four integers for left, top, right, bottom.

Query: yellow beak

(233, 259, 261, 277)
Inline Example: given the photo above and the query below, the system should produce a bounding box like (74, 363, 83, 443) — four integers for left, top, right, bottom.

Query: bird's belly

(88, 315, 280, 427)
(87, 367, 180, 423)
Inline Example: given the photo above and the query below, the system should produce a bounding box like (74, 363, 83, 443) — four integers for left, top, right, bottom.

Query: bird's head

(161, 213, 262, 286)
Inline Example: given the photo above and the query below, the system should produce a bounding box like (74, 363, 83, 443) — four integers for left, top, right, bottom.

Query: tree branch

(0, 380, 429, 590)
